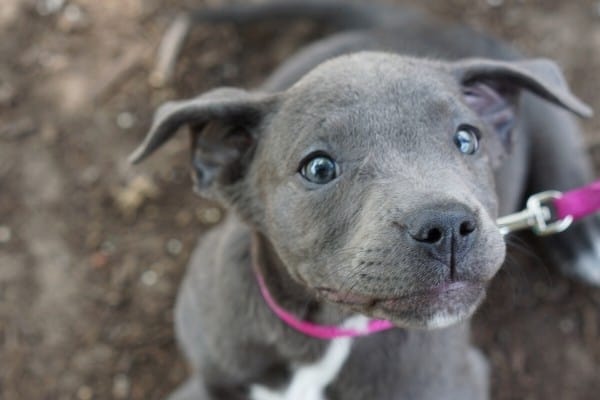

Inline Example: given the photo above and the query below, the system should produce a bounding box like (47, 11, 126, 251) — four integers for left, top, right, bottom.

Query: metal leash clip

(497, 191, 574, 236)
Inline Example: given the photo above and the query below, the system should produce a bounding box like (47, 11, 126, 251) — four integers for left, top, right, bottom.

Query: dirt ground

(1, 0, 600, 399)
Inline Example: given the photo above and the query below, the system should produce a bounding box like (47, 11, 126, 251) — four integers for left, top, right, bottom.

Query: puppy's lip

(378, 281, 485, 308)
(316, 280, 486, 308)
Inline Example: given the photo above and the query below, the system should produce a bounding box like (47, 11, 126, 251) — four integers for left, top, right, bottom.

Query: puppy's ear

(129, 87, 275, 163)
(448, 58, 592, 152)
(129, 88, 277, 197)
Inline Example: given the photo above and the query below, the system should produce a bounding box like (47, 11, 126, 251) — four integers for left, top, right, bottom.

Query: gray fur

(131, 2, 597, 399)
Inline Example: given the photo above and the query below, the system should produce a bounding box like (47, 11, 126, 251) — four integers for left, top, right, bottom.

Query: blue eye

(454, 126, 479, 155)
(300, 154, 338, 184)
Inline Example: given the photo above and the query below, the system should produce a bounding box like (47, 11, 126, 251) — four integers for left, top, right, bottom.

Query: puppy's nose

(405, 204, 477, 266)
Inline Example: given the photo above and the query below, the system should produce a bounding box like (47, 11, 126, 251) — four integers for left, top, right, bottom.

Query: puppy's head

(131, 53, 590, 329)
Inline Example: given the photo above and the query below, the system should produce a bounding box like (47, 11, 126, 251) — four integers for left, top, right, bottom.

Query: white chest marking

(250, 315, 369, 400)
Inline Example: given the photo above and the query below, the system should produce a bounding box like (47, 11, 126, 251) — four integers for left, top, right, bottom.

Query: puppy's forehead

(270, 53, 464, 149)
(294, 52, 445, 88)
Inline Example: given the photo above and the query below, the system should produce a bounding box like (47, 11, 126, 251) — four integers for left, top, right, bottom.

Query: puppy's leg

(522, 93, 600, 285)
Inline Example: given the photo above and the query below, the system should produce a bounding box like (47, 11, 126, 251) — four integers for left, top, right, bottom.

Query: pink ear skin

(462, 82, 516, 149)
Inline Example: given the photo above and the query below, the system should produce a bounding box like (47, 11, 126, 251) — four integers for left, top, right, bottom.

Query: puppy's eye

(300, 154, 338, 184)
(454, 126, 480, 155)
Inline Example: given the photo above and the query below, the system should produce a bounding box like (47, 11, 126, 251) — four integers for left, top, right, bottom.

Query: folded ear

(448, 58, 592, 152)
(129, 87, 276, 164)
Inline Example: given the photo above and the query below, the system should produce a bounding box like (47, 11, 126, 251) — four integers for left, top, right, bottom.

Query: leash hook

(497, 190, 573, 236)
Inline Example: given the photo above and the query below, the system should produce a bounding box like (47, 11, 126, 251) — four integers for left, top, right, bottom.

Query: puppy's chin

(375, 294, 485, 330)
(319, 281, 487, 330)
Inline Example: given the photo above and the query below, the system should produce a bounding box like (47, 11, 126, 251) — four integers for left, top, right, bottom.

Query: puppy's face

(131, 53, 590, 329)
(254, 56, 505, 328)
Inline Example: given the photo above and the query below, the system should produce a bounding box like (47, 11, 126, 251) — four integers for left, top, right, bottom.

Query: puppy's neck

(250, 231, 352, 326)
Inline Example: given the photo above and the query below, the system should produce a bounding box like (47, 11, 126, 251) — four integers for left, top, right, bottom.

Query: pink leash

(253, 268, 394, 340)
(554, 180, 600, 221)
(498, 180, 600, 236)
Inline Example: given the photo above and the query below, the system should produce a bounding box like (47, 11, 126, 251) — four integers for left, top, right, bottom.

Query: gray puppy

(130, 2, 597, 399)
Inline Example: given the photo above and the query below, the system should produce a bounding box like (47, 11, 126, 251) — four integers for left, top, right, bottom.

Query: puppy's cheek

(478, 223, 507, 280)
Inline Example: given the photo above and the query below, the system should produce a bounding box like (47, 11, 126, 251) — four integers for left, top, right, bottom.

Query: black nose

(405, 204, 478, 267)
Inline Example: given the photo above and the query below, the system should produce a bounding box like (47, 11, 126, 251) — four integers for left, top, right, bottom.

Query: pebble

(486, 0, 504, 7)
(100, 240, 117, 255)
(113, 176, 159, 217)
(0, 82, 16, 106)
(0, 118, 36, 140)
(112, 374, 131, 399)
(175, 209, 193, 227)
(166, 238, 183, 256)
(79, 166, 101, 186)
(196, 206, 222, 225)
(559, 317, 576, 334)
(141, 270, 158, 286)
(36, 0, 65, 16)
(58, 4, 88, 32)
(105, 291, 123, 307)
(90, 251, 109, 269)
(40, 123, 59, 144)
(116, 112, 136, 130)
(76, 385, 93, 400)
(0, 226, 11, 244)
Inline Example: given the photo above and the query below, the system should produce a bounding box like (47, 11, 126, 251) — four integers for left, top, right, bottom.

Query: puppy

(130, 2, 596, 399)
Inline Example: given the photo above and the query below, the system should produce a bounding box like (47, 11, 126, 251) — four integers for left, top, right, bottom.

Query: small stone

(196, 206, 222, 225)
(141, 270, 158, 286)
(559, 317, 576, 334)
(486, 0, 504, 7)
(166, 238, 183, 256)
(113, 176, 160, 217)
(116, 112, 136, 130)
(36, 0, 65, 16)
(100, 240, 117, 255)
(105, 291, 123, 307)
(175, 209, 193, 227)
(57, 4, 88, 33)
(90, 251, 109, 269)
(79, 166, 101, 186)
(40, 123, 59, 144)
(0, 226, 12, 244)
(112, 374, 131, 399)
(76, 385, 93, 400)
(38, 52, 69, 72)
(0, 82, 16, 106)
(0, 118, 36, 140)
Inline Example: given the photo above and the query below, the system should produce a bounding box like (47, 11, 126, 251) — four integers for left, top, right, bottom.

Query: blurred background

(1, 0, 600, 399)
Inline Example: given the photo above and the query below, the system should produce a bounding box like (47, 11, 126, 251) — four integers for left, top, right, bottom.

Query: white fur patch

(425, 303, 479, 329)
(425, 312, 464, 329)
(250, 315, 369, 400)
(571, 242, 600, 284)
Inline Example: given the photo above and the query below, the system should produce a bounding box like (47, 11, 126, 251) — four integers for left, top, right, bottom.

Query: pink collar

(253, 266, 395, 340)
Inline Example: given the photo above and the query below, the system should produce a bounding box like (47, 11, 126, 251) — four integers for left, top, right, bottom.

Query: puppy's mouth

(316, 280, 486, 328)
